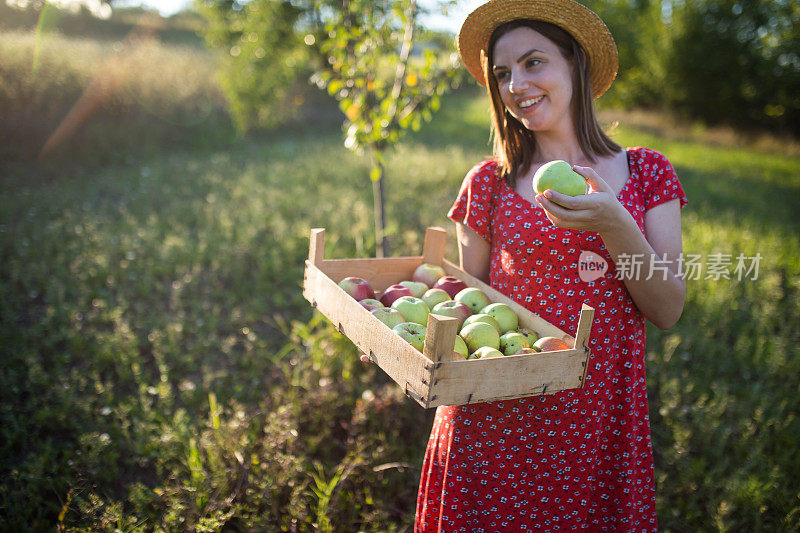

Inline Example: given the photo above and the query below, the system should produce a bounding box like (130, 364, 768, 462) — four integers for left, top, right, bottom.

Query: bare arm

(535, 166, 686, 330)
(455, 222, 491, 284)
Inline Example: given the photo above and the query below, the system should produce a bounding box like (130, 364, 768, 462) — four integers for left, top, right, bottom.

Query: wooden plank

(423, 314, 460, 363)
(303, 261, 433, 407)
(427, 349, 587, 407)
(574, 304, 595, 350)
(309, 228, 325, 267)
(422, 227, 447, 266)
(442, 259, 573, 341)
(318, 257, 422, 291)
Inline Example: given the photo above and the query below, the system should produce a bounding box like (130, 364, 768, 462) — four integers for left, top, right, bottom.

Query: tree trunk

(371, 158, 389, 258)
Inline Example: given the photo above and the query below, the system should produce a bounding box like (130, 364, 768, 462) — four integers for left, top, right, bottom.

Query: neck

(532, 128, 589, 166)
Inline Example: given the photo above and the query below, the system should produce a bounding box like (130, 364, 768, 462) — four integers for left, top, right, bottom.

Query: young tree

(309, 0, 463, 256)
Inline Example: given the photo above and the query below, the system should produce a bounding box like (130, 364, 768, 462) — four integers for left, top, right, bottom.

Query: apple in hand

(433, 276, 468, 299)
(412, 263, 447, 288)
(430, 300, 473, 329)
(399, 280, 429, 298)
(533, 336, 572, 352)
(473, 346, 504, 359)
(460, 321, 500, 353)
(371, 307, 405, 329)
(379, 284, 414, 307)
(422, 288, 451, 309)
(533, 160, 587, 197)
(391, 296, 430, 326)
(481, 302, 519, 333)
(454, 287, 491, 314)
(499, 331, 530, 356)
(359, 298, 384, 312)
(463, 313, 502, 336)
(338, 277, 375, 301)
(393, 322, 427, 352)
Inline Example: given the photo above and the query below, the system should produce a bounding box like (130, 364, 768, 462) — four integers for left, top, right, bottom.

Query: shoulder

(626, 147, 676, 170)
(465, 159, 501, 181)
(458, 159, 502, 192)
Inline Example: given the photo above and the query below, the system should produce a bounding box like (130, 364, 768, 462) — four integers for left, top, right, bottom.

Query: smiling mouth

(518, 96, 544, 109)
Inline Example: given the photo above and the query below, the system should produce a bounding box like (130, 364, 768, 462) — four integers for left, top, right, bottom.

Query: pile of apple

(337, 263, 571, 359)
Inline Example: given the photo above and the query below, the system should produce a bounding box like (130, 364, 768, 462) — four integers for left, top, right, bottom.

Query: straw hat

(457, 0, 618, 98)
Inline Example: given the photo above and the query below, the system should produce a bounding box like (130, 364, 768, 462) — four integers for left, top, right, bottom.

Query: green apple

(399, 280, 429, 298)
(359, 298, 384, 312)
(412, 263, 447, 288)
(422, 288, 451, 309)
(390, 296, 430, 326)
(533, 160, 587, 197)
(499, 331, 530, 356)
(518, 328, 539, 345)
(473, 346, 504, 359)
(480, 302, 519, 333)
(393, 322, 426, 352)
(462, 313, 502, 336)
(430, 300, 473, 329)
(453, 335, 469, 359)
(460, 321, 500, 353)
(370, 307, 405, 329)
(454, 287, 491, 314)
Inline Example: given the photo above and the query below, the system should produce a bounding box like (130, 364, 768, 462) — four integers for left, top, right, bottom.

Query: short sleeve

(636, 148, 688, 211)
(447, 160, 500, 242)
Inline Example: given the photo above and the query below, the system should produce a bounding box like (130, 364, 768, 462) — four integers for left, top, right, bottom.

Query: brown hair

(484, 20, 620, 187)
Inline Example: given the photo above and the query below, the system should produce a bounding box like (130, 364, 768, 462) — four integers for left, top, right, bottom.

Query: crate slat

(426, 348, 588, 407)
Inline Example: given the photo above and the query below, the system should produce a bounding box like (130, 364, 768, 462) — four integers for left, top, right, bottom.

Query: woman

(415, 0, 688, 530)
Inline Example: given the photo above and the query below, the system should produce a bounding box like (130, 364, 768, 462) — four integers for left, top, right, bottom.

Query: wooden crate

(302, 227, 595, 408)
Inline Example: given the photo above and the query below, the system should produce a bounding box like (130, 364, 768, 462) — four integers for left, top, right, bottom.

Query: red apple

(430, 300, 472, 329)
(412, 263, 447, 288)
(433, 276, 468, 299)
(379, 284, 414, 307)
(338, 276, 375, 301)
(533, 336, 572, 352)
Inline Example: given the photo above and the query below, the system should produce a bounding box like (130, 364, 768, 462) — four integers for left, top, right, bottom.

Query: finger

(572, 165, 613, 194)
(542, 189, 585, 210)
(536, 194, 592, 228)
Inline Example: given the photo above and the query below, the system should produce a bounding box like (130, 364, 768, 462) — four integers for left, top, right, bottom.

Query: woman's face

(491, 26, 574, 135)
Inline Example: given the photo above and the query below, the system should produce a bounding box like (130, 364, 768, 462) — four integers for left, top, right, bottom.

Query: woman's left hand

(534, 165, 625, 234)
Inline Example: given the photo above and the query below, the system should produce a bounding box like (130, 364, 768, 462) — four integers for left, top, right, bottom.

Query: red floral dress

(415, 147, 688, 532)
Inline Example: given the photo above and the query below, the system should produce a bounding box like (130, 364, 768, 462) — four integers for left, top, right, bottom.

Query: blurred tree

(665, 0, 799, 134)
(589, 0, 799, 135)
(309, 0, 463, 256)
(195, 0, 310, 131)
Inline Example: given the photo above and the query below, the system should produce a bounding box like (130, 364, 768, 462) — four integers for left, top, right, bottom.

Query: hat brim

(457, 0, 618, 99)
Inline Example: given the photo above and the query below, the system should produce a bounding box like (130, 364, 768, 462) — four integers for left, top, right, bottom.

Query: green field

(2, 28, 799, 531)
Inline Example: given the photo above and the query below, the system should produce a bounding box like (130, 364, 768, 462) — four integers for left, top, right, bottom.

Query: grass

(1, 28, 799, 530)
(0, 27, 232, 166)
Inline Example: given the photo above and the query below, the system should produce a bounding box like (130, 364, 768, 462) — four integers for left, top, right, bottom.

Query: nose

(508, 71, 528, 94)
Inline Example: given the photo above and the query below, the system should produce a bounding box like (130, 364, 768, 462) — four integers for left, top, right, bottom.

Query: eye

(494, 70, 509, 81)
(526, 58, 542, 68)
